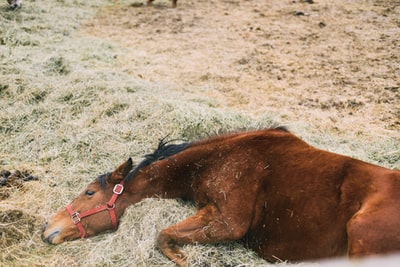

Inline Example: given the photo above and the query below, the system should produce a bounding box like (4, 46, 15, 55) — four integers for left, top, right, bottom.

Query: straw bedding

(0, 0, 398, 266)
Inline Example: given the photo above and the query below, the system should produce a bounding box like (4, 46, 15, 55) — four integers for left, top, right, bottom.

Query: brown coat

(42, 128, 400, 266)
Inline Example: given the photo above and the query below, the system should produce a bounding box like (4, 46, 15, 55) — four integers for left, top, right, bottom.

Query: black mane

(97, 127, 287, 187)
(97, 139, 190, 188)
(125, 139, 190, 183)
(97, 172, 112, 189)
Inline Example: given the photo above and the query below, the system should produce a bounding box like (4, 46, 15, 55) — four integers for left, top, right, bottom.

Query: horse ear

(108, 158, 133, 184)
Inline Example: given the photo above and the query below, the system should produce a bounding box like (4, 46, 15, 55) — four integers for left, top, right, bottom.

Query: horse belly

(246, 193, 349, 262)
(247, 217, 348, 262)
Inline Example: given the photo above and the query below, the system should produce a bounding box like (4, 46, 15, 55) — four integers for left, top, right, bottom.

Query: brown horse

(41, 127, 400, 266)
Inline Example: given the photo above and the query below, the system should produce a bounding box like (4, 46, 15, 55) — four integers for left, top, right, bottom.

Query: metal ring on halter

(113, 183, 124, 194)
(107, 203, 116, 210)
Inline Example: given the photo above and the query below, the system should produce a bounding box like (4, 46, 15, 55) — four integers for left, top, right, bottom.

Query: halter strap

(65, 182, 124, 238)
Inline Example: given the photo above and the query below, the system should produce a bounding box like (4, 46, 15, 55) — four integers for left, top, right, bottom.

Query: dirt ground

(84, 0, 399, 139)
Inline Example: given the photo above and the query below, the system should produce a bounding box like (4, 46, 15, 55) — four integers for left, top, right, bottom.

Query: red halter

(65, 182, 125, 238)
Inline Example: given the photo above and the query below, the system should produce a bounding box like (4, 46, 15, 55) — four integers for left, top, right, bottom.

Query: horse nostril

(42, 230, 60, 244)
(41, 222, 48, 233)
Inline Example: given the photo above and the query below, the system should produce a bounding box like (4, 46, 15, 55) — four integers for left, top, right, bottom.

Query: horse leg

(347, 205, 400, 257)
(157, 203, 247, 266)
(146, 0, 176, 7)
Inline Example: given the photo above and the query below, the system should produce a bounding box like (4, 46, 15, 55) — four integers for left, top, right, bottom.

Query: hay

(0, 210, 37, 248)
(0, 0, 399, 266)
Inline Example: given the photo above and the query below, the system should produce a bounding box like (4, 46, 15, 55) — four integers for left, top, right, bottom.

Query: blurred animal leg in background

(146, 0, 177, 7)
(7, 0, 22, 9)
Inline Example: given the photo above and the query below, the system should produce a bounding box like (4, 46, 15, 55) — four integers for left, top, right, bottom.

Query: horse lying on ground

(7, 0, 21, 9)
(41, 127, 400, 266)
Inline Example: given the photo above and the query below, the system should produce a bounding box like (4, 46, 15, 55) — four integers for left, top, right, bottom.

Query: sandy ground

(84, 0, 399, 139)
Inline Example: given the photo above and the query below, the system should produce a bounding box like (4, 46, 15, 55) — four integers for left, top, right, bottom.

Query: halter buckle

(113, 183, 124, 195)
(71, 212, 81, 224)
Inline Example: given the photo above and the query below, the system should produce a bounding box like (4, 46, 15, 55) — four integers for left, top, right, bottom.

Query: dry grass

(0, 0, 399, 266)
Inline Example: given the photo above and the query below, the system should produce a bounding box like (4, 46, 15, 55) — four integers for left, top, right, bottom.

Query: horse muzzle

(41, 213, 81, 244)
(41, 222, 63, 244)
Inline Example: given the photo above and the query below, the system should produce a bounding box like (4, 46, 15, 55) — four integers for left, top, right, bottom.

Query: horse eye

(85, 190, 95, 196)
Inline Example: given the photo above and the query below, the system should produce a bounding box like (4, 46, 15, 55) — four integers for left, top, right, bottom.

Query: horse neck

(125, 156, 195, 202)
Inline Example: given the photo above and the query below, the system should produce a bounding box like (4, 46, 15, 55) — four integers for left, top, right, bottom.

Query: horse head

(41, 159, 133, 244)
